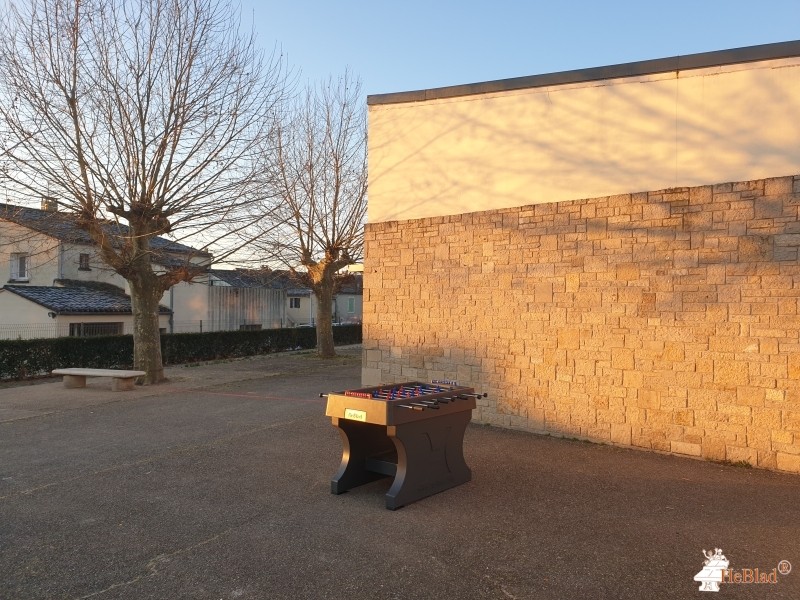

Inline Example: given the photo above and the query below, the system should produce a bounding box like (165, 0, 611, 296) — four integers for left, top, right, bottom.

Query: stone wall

(362, 175, 800, 473)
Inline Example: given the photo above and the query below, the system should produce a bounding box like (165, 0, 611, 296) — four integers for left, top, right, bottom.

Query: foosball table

(323, 381, 486, 510)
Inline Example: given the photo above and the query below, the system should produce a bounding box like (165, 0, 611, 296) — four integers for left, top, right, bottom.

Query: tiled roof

(255, 269, 312, 290)
(209, 268, 362, 294)
(337, 274, 363, 295)
(208, 269, 284, 289)
(286, 288, 312, 297)
(2, 284, 171, 315)
(0, 203, 209, 256)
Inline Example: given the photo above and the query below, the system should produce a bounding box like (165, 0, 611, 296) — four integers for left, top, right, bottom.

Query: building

(0, 280, 171, 337)
(1, 200, 364, 337)
(208, 268, 363, 328)
(0, 201, 208, 338)
(206, 268, 286, 331)
(363, 42, 800, 472)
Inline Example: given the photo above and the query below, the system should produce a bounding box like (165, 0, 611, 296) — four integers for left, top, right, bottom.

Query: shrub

(0, 324, 362, 380)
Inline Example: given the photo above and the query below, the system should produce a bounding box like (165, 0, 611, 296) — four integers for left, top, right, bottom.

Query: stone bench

(51, 368, 146, 391)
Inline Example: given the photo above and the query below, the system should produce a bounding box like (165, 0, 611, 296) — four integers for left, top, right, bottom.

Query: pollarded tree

(0, 0, 289, 382)
(246, 72, 367, 358)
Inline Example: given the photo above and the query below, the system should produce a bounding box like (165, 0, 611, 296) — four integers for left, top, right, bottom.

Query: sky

(241, 0, 800, 97)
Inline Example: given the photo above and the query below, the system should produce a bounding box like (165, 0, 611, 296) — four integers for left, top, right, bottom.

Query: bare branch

(0, 0, 291, 381)
(240, 71, 367, 357)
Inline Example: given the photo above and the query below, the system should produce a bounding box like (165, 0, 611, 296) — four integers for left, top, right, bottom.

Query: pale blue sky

(242, 0, 800, 96)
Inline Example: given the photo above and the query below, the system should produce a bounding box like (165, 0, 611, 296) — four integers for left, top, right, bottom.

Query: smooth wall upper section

(367, 42, 800, 223)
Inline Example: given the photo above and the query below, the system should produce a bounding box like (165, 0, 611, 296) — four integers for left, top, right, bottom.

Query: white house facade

(0, 201, 206, 338)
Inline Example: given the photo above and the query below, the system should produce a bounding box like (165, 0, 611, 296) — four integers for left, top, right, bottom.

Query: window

(239, 324, 262, 331)
(69, 322, 124, 337)
(79, 253, 91, 271)
(347, 298, 355, 313)
(10, 253, 29, 281)
(289, 297, 301, 309)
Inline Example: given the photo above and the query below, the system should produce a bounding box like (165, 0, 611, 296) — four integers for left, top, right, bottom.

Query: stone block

(650, 437, 672, 452)
(701, 437, 727, 460)
(776, 452, 800, 473)
(616, 263, 640, 281)
(683, 211, 713, 230)
(689, 185, 713, 205)
(673, 250, 699, 268)
(662, 342, 685, 362)
(583, 255, 608, 273)
(558, 328, 580, 350)
(672, 409, 694, 426)
(764, 176, 794, 195)
(772, 429, 794, 445)
(714, 361, 749, 387)
(671, 441, 702, 456)
(765, 388, 787, 409)
(365, 348, 383, 363)
(642, 202, 671, 220)
(754, 197, 787, 219)
(784, 411, 800, 433)
(738, 235, 772, 261)
(623, 370, 642, 388)
(751, 408, 781, 429)
(725, 445, 758, 464)
(534, 282, 553, 303)
(361, 368, 382, 386)
(612, 348, 634, 370)
(565, 272, 580, 292)
(736, 387, 765, 407)
(586, 217, 607, 240)
(788, 354, 800, 379)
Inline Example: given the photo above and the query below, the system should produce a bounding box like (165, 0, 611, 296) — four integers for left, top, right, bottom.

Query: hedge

(0, 324, 362, 381)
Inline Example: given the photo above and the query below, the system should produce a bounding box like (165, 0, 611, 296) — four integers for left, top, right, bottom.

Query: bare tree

(0, 0, 288, 382)
(246, 73, 367, 358)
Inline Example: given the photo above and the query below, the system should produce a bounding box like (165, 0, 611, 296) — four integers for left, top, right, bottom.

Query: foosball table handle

(398, 404, 425, 411)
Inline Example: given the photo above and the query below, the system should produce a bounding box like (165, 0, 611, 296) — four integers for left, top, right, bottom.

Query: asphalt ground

(1, 345, 799, 600)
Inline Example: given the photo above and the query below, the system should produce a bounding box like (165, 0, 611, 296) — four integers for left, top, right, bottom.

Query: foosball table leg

(330, 418, 395, 495)
(384, 410, 472, 510)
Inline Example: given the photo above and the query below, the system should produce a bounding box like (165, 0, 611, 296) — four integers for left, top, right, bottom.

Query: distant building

(1, 200, 363, 337)
(208, 268, 363, 328)
(0, 201, 207, 337)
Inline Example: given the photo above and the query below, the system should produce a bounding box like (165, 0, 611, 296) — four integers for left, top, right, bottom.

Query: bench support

(62, 374, 87, 389)
(111, 377, 136, 392)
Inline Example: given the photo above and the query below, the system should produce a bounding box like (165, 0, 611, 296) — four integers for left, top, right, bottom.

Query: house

(210, 268, 363, 328)
(334, 274, 363, 325)
(264, 269, 363, 327)
(0, 280, 170, 337)
(0, 200, 208, 338)
(1, 199, 364, 337)
(206, 268, 363, 328)
(363, 41, 800, 472)
(205, 268, 286, 331)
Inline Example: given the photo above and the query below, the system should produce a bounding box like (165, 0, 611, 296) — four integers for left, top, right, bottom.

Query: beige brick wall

(362, 175, 800, 473)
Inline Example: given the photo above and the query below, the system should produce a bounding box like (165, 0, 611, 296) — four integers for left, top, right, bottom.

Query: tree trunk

(129, 279, 166, 384)
(314, 281, 336, 358)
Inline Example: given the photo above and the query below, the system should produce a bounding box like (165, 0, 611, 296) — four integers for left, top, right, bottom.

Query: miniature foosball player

(322, 381, 486, 510)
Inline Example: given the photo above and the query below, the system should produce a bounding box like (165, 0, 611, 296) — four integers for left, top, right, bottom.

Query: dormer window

(79, 253, 91, 271)
(10, 252, 29, 281)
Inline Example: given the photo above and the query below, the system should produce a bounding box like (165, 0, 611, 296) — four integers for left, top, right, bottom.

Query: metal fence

(0, 323, 76, 340)
(0, 320, 290, 340)
(0, 284, 356, 340)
